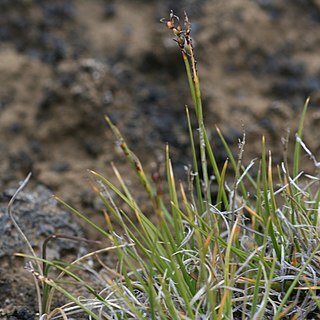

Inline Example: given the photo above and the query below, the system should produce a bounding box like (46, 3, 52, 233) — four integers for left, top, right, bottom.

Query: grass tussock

(10, 11, 320, 320)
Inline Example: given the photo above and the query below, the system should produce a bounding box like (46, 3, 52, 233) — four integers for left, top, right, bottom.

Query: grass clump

(12, 11, 320, 319)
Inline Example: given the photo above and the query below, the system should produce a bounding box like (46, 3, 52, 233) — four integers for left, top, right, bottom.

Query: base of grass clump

(10, 11, 320, 320)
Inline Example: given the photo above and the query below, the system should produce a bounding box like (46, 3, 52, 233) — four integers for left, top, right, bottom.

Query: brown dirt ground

(2, 0, 320, 318)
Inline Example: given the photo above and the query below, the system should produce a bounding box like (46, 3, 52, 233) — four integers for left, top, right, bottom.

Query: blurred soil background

(1, 0, 320, 318)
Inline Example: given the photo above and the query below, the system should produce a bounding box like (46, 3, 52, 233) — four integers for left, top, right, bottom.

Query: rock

(0, 185, 84, 260)
(50, 162, 70, 172)
(103, 1, 116, 18)
(7, 307, 34, 320)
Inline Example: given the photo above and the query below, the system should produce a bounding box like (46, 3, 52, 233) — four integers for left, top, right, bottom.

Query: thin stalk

(186, 106, 204, 213)
(293, 97, 310, 177)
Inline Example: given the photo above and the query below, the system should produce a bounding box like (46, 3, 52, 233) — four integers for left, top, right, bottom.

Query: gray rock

(0, 185, 84, 259)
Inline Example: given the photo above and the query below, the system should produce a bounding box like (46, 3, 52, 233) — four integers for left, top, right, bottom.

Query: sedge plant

(11, 11, 320, 319)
